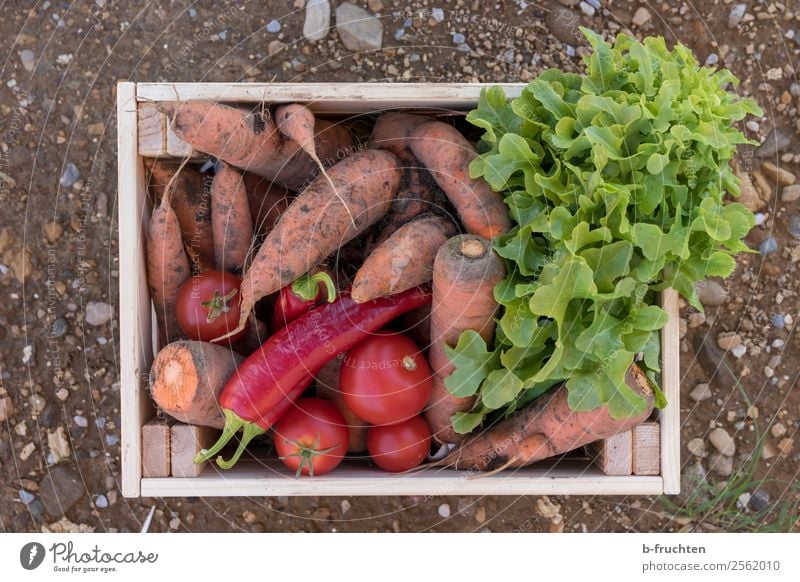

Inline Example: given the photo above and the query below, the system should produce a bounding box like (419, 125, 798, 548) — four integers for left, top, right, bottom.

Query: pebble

(48, 426, 71, 463)
(704, 53, 719, 67)
(19, 489, 36, 504)
(758, 237, 778, 255)
(756, 128, 792, 158)
(788, 215, 800, 240)
(51, 317, 68, 338)
(19, 49, 35, 72)
(746, 120, 760, 133)
(762, 441, 779, 459)
(336, 2, 383, 52)
(716, 332, 741, 350)
(547, 8, 579, 44)
(754, 213, 766, 226)
(736, 492, 751, 510)
(394, 29, 405, 40)
(367, 0, 383, 10)
(94, 494, 109, 509)
(579, 1, 595, 17)
(266, 20, 281, 33)
(303, 0, 330, 42)
(695, 279, 728, 307)
(268, 40, 285, 55)
(38, 465, 84, 516)
(771, 423, 787, 438)
(782, 185, 800, 202)
(22, 344, 35, 365)
(437, 503, 451, 518)
(708, 452, 733, 477)
(777, 438, 794, 454)
(0, 396, 14, 421)
(772, 314, 785, 329)
(242, 510, 257, 524)
(55, 388, 69, 401)
(431, 7, 444, 22)
(688, 312, 706, 328)
(73, 415, 88, 428)
(188, 8, 197, 17)
(105, 434, 119, 446)
(452, 32, 465, 44)
(772, 339, 785, 349)
(631, 8, 651, 26)
(85, 301, 113, 326)
(731, 344, 747, 359)
(709, 427, 735, 456)
(750, 489, 770, 512)
(689, 383, 712, 402)
(761, 162, 796, 186)
(59, 163, 80, 188)
(340, 499, 351, 514)
(687, 437, 706, 457)
(31, 394, 47, 413)
(728, 4, 747, 28)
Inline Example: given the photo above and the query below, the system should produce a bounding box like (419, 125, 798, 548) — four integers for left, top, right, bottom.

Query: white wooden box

(118, 82, 681, 498)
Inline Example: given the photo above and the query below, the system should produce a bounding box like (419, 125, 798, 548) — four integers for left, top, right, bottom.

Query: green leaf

(530, 256, 597, 325)
(443, 331, 501, 398)
(451, 410, 487, 435)
(627, 305, 669, 331)
(466, 86, 522, 145)
(481, 368, 524, 410)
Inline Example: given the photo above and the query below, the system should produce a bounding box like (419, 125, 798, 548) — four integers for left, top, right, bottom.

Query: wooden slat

(141, 460, 664, 497)
(170, 424, 217, 478)
(588, 431, 632, 476)
(659, 288, 681, 493)
(141, 418, 173, 478)
(138, 102, 198, 158)
(135, 82, 527, 114)
(118, 82, 156, 497)
(632, 422, 661, 476)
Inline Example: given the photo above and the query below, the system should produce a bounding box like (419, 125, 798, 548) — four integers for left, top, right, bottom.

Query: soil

(0, 0, 798, 533)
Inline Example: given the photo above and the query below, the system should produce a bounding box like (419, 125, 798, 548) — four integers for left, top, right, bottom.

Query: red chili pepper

(195, 285, 432, 469)
(270, 271, 337, 331)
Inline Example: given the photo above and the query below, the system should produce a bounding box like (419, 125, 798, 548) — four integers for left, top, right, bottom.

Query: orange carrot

(368, 111, 430, 156)
(162, 101, 354, 191)
(148, 161, 215, 273)
(315, 356, 368, 453)
(149, 340, 243, 429)
(229, 149, 402, 336)
(434, 365, 655, 471)
(352, 215, 456, 303)
(211, 163, 254, 273)
(243, 173, 291, 236)
(410, 121, 510, 239)
(425, 235, 505, 444)
(147, 192, 192, 345)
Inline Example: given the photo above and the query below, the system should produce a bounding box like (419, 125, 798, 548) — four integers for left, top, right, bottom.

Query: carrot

(243, 173, 291, 236)
(147, 191, 192, 345)
(434, 365, 655, 471)
(410, 121, 511, 239)
(162, 100, 354, 191)
(149, 340, 244, 429)
(352, 215, 456, 303)
(229, 148, 402, 336)
(211, 163, 254, 273)
(315, 356, 368, 453)
(147, 161, 215, 273)
(367, 111, 430, 156)
(425, 234, 505, 444)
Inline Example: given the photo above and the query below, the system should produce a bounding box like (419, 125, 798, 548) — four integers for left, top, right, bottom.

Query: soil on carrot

(1, 1, 797, 533)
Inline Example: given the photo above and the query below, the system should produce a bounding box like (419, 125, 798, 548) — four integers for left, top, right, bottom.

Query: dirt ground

(0, 0, 798, 533)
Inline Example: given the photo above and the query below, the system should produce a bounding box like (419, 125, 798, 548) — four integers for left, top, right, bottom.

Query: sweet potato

(425, 235, 505, 444)
(352, 215, 456, 303)
(211, 163, 254, 273)
(162, 100, 354, 191)
(149, 340, 244, 429)
(435, 365, 655, 471)
(315, 356, 368, 453)
(410, 121, 510, 239)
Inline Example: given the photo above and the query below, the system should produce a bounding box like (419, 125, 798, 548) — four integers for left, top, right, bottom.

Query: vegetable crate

(118, 82, 681, 498)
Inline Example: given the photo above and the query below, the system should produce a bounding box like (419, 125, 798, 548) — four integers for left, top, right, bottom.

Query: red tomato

(340, 332, 432, 425)
(176, 270, 248, 342)
(367, 416, 431, 472)
(273, 398, 349, 477)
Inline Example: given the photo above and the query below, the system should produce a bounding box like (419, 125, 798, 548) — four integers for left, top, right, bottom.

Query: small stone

(536, 496, 562, 520)
(728, 4, 747, 28)
(105, 434, 119, 446)
(44, 220, 63, 243)
(746, 120, 760, 133)
(761, 162, 796, 186)
(303, 0, 330, 42)
(59, 163, 80, 188)
(772, 314, 785, 329)
(782, 184, 800, 202)
(31, 394, 46, 413)
(437, 503, 451, 518)
(771, 423, 787, 438)
(716, 332, 741, 350)
(340, 499, 351, 514)
(689, 383, 712, 402)
(735, 169, 764, 211)
(777, 438, 794, 454)
(266, 20, 281, 33)
(756, 128, 792, 158)
(709, 427, 735, 456)
(788, 215, 800, 241)
(0, 396, 14, 421)
(336, 2, 383, 52)
(73, 415, 88, 428)
(55, 388, 69, 401)
(772, 339, 785, 349)
(475, 506, 486, 523)
(736, 492, 752, 510)
(762, 441, 779, 459)
(38, 465, 84, 516)
(19, 489, 36, 504)
(579, 1, 595, 17)
(94, 494, 109, 509)
(169, 517, 181, 530)
(367, 0, 383, 11)
(708, 452, 733, 477)
(759, 237, 778, 255)
(51, 317, 68, 338)
(688, 312, 706, 328)
(764, 366, 775, 378)
(452, 32, 465, 44)
(85, 301, 113, 326)
(632, 7, 651, 26)
(695, 279, 728, 307)
(22, 344, 35, 365)
(431, 7, 444, 22)
(546, 8, 579, 44)
(242, 510, 257, 524)
(731, 344, 747, 359)
(705, 53, 719, 67)
(687, 437, 706, 457)
(48, 426, 71, 463)
(19, 49, 35, 72)
(750, 489, 770, 512)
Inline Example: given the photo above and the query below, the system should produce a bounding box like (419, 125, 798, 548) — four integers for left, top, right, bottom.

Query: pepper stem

(194, 409, 247, 465)
(215, 421, 266, 470)
(291, 272, 337, 303)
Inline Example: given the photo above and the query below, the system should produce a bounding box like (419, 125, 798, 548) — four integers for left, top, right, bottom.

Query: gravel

(94, 494, 109, 509)
(38, 465, 84, 517)
(709, 428, 736, 456)
(749, 488, 770, 512)
(266, 20, 282, 33)
(788, 215, 800, 240)
(303, 0, 330, 42)
(19, 49, 35, 72)
(51, 317, 68, 338)
(689, 383, 712, 402)
(437, 503, 451, 518)
(336, 2, 383, 52)
(782, 184, 800, 202)
(59, 163, 80, 188)
(696, 279, 728, 306)
(728, 4, 747, 28)
(85, 301, 113, 326)
(756, 128, 792, 158)
(708, 452, 733, 477)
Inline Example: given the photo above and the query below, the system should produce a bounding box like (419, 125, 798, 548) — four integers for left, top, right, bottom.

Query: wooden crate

(118, 82, 681, 498)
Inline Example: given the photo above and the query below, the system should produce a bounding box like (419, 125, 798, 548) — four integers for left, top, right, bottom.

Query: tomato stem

(291, 272, 337, 303)
(279, 433, 340, 478)
(201, 287, 239, 324)
(402, 355, 417, 372)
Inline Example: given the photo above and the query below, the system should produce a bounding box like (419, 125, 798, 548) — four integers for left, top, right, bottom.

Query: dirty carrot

(211, 162, 254, 273)
(425, 234, 505, 444)
(242, 172, 291, 237)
